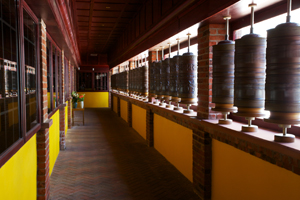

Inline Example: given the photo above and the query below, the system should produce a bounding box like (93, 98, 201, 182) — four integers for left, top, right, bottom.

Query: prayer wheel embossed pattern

(265, 23, 300, 124)
(149, 62, 155, 97)
(162, 59, 170, 97)
(212, 41, 236, 112)
(178, 53, 197, 104)
(170, 56, 180, 100)
(234, 34, 266, 117)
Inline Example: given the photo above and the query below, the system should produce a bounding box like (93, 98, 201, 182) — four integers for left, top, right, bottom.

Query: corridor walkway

(50, 108, 200, 200)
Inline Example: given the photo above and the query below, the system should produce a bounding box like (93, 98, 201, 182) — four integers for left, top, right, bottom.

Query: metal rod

(287, 0, 292, 22)
(177, 38, 180, 56)
(249, 3, 257, 34)
(223, 16, 231, 40)
(161, 46, 164, 61)
(156, 49, 159, 61)
(187, 33, 191, 53)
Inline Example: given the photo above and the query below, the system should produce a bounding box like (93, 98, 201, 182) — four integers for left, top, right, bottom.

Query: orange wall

(113, 96, 118, 113)
(132, 105, 147, 140)
(212, 139, 300, 200)
(154, 114, 193, 182)
(120, 99, 128, 122)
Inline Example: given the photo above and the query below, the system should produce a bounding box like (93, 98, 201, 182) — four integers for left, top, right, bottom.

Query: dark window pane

(52, 46, 56, 109)
(0, 0, 20, 155)
(46, 39, 51, 113)
(23, 10, 37, 132)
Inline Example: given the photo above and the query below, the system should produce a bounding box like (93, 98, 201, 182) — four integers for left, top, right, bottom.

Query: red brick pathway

(50, 108, 200, 200)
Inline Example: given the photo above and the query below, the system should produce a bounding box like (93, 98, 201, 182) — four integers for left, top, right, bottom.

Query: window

(0, 0, 20, 154)
(23, 10, 38, 132)
(52, 46, 57, 109)
(64, 58, 69, 99)
(95, 73, 108, 91)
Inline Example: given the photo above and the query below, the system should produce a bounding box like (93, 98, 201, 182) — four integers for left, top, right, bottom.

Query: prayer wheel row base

(174, 106, 183, 111)
(274, 134, 295, 143)
(219, 119, 232, 125)
(166, 104, 173, 108)
(242, 125, 258, 132)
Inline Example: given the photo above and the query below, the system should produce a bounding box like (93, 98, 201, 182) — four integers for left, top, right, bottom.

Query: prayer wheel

(234, 3, 266, 132)
(141, 65, 148, 98)
(149, 62, 157, 101)
(212, 16, 236, 123)
(265, 22, 300, 142)
(234, 34, 267, 118)
(162, 58, 171, 106)
(178, 52, 197, 113)
(156, 61, 163, 101)
(154, 61, 162, 104)
(171, 39, 182, 111)
(212, 40, 237, 123)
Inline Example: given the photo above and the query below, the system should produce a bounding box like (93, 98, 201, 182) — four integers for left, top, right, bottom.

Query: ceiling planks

(74, 0, 146, 65)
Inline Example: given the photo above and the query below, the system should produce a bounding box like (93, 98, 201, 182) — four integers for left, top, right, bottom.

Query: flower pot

(80, 101, 84, 108)
(73, 102, 77, 108)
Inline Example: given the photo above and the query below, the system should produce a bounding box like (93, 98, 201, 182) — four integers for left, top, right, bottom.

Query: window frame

(0, 0, 41, 168)
(46, 33, 62, 118)
(77, 69, 109, 92)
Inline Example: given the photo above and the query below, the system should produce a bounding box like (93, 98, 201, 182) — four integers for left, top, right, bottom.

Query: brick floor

(50, 108, 200, 200)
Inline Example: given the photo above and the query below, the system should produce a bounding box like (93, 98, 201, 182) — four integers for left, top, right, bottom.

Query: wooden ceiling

(73, 0, 146, 64)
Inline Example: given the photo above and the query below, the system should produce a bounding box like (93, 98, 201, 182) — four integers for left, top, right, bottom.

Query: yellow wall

(154, 114, 193, 182)
(120, 99, 128, 122)
(65, 101, 68, 135)
(113, 96, 118, 113)
(49, 110, 60, 176)
(212, 139, 300, 200)
(78, 92, 109, 108)
(132, 105, 146, 140)
(0, 135, 37, 200)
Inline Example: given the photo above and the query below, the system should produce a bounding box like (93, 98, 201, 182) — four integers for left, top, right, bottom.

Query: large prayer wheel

(212, 40, 236, 113)
(141, 65, 148, 97)
(149, 62, 157, 99)
(178, 52, 197, 105)
(265, 22, 300, 125)
(162, 58, 171, 101)
(170, 55, 180, 103)
(235, 7, 266, 119)
(155, 61, 163, 100)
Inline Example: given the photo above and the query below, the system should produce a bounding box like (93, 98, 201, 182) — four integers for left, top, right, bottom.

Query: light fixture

(92, 68, 94, 71)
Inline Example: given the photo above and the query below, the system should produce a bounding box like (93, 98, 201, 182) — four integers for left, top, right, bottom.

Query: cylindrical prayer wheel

(178, 52, 197, 105)
(149, 62, 157, 99)
(155, 61, 163, 100)
(212, 40, 236, 113)
(234, 34, 266, 118)
(141, 65, 148, 97)
(162, 58, 171, 101)
(170, 55, 180, 103)
(265, 23, 300, 125)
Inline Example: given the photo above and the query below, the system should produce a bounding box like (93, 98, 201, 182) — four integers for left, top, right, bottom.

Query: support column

(193, 130, 212, 200)
(146, 108, 154, 147)
(197, 24, 225, 119)
(59, 51, 66, 150)
(37, 19, 52, 200)
(127, 101, 132, 127)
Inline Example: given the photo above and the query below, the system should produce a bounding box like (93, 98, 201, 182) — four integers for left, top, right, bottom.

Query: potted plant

(78, 94, 85, 108)
(71, 91, 79, 108)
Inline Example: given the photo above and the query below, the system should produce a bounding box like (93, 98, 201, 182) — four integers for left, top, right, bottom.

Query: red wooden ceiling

(73, 0, 146, 64)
